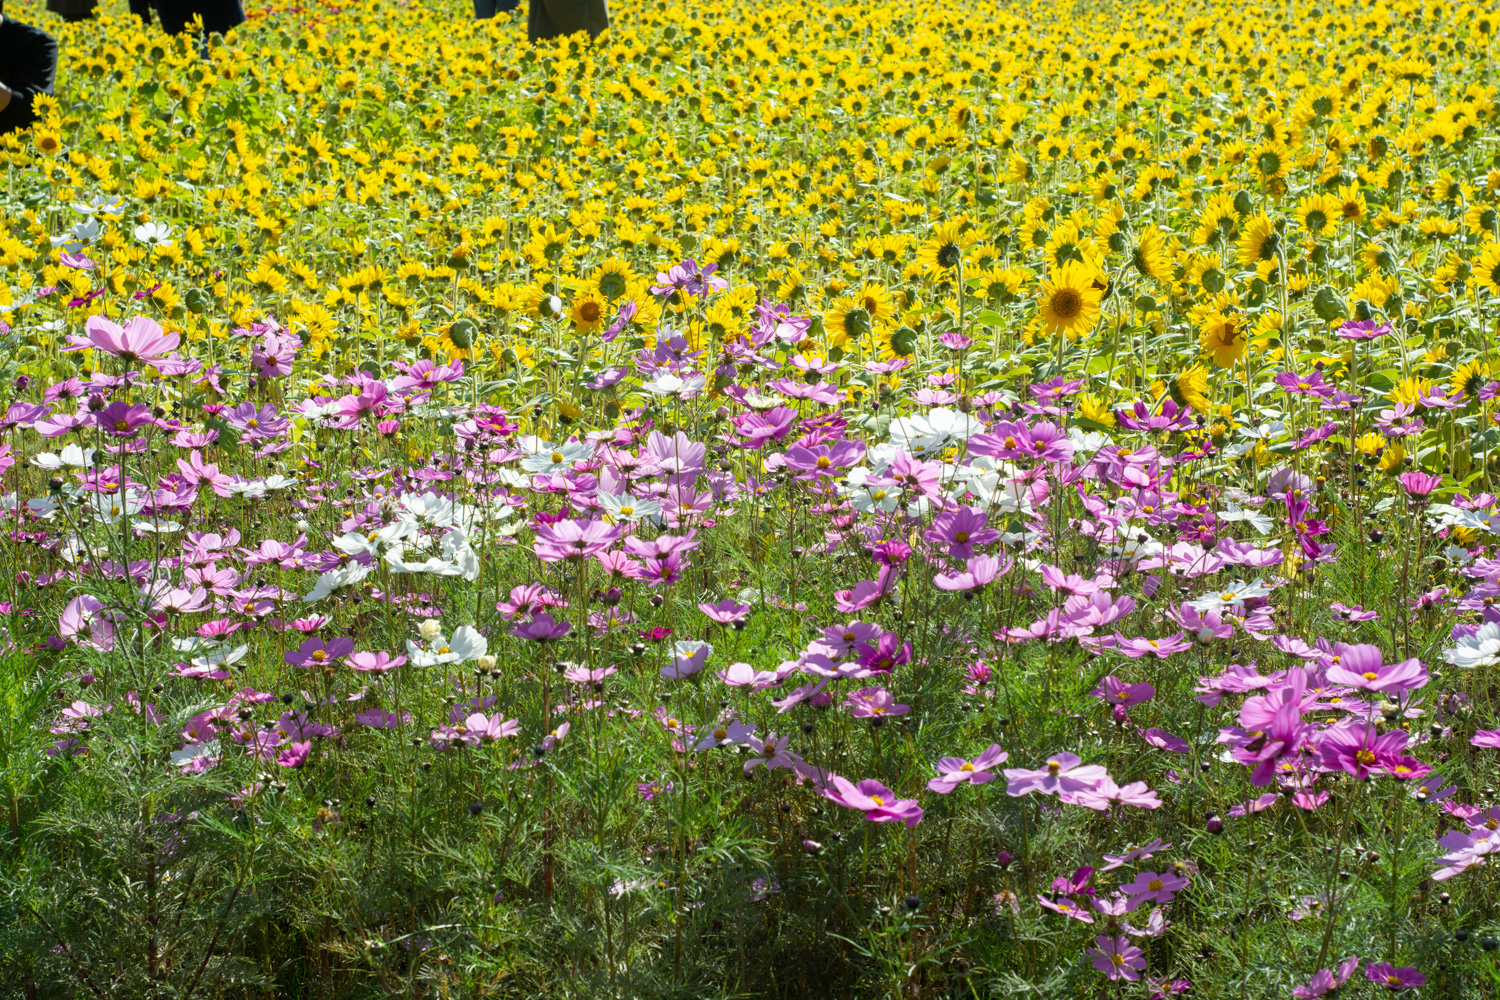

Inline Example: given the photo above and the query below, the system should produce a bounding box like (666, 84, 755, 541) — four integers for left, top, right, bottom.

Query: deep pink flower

(1119, 870, 1189, 907)
(820, 775, 923, 827)
(1293, 956, 1360, 997)
(1365, 962, 1424, 990)
(1323, 643, 1427, 694)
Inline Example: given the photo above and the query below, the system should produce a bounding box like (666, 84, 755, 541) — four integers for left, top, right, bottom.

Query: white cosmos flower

(887, 407, 981, 457)
(400, 492, 455, 524)
(32, 444, 96, 469)
(1445, 622, 1500, 669)
(596, 491, 662, 523)
(134, 222, 175, 247)
(1218, 503, 1274, 535)
(302, 563, 373, 603)
(519, 438, 594, 475)
(334, 521, 414, 557)
(640, 372, 706, 399)
(1187, 578, 1273, 613)
(406, 625, 488, 666)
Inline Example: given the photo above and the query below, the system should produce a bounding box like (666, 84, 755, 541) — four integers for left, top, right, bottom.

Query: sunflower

(915, 221, 976, 275)
(851, 283, 894, 328)
(1453, 360, 1491, 399)
(1251, 139, 1291, 183)
(1476, 240, 1500, 295)
(1194, 191, 1239, 245)
(1199, 312, 1246, 368)
(569, 292, 607, 332)
(1337, 184, 1368, 224)
(1236, 214, 1281, 267)
(1169, 366, 1212, 414)
(824, 296, 874, 348)
(592, 258, 634, 300)
(1035, 260, 1104, 340)
(1294, 193, 1340, 237)
(1129, 226, 1174, 283)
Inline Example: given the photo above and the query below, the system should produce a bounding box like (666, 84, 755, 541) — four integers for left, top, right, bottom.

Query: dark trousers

(474, 0, 518, 17)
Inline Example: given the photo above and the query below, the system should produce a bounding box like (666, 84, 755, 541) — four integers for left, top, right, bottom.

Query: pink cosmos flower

(698, 599, 751, 625)
(355, 709, 408, 729)
(1091, 675, 1155, 708)
(348, 651, 407, 673)
(1113, 632, 1193, 659)
(59, 595, 115, 651)
(62, 314, 180, 365)
(1292, 956, 1360, 998)
(1323, 643, 1427, 694)
(933, 554, 1012, 591)
(276, 741, 312, 768)
(1004, 753, 1108, 797)
(511, 613, 572, 642)
(820, 775, 923, 827)
(1119, 870, 1189, 908)
(661, 640, 713, 680)
(1037, 894, 1094, 922)
(1065, 777, 1162, 811)
(927, 744, 1008, 793)
(1087, 934, 1146, 981)
(844, 686, 909, 719)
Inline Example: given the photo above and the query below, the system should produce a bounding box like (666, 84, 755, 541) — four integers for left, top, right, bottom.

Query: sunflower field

(3, 0, 1500, 994)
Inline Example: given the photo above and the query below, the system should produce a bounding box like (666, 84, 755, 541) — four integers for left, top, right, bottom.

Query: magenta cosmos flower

(94, 401, 154, 437)
(1087, 934, 1146, 982)
(820, 776, 923, 827)
(284, 637, 355, 668)
(534, 518, 622, 563)
(933, 553, 1012, 592)
(1337, 319, 1393, 340)
(927, 744, 1008, 793)
(1317, 725, 1410, 780)
(63, 314, 180, 365)
(1364, 963, 1424, 990)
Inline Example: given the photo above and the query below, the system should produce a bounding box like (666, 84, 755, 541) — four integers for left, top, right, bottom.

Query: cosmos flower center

(713, 727, 728, 740)
(1356, 749, 1378, 766)
(437, 646, 451, 655)
(954, 531, 971, 543)
(619, 505, 634, 516)
(1148, 879, 1163, 891)
(1220, 593, 1236, 602)
(870, 795, 885, 806)
(960, 762, 975, 772)
(551, 451, 565, 464)
(1047, 760, 1062, 775)
(816, 456, 832, 468)
(872, 490, 887, 500)
(1362, 671, 1379, 681)
(312, 650, 327, 662)
(1386, 977, 1402, 987)
(842, 632, 857, 642)
(1111, 954, 1125, 967)
(247, 418, 259, 428)
(114, 420, 130, 432)
(1004, 436, 1017, 448)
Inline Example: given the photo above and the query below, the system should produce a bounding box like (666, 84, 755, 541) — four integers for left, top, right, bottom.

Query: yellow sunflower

(1035, 260, 1104, 340)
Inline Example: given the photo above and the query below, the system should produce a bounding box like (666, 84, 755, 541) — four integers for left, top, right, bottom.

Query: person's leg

(61, 9, 95, 19)
(473, 0, 496, 18)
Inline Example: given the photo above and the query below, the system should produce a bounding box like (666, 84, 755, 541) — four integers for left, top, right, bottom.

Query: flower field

(4, 0, 1500, 994)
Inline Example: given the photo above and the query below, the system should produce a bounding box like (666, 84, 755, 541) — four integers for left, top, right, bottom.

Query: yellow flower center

(1362, 671, 1379, 681)
(312, 650, 327, 662)
(1047, 760, 1062, 775)
(816, 456, 832, 468)
(960, 762, 975, 772)
(1148, 879, 1163, 891)
(870, 795, 885, 806)
(1356, 749, 1378, 766)
(247, 418, 259, 428)
(619, 505, 634, 516)
(550, 451, 565, 464)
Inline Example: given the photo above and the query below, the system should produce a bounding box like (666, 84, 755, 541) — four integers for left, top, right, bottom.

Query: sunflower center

(1051, 288, 1083, 319)
(578, 301, 601, 323)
